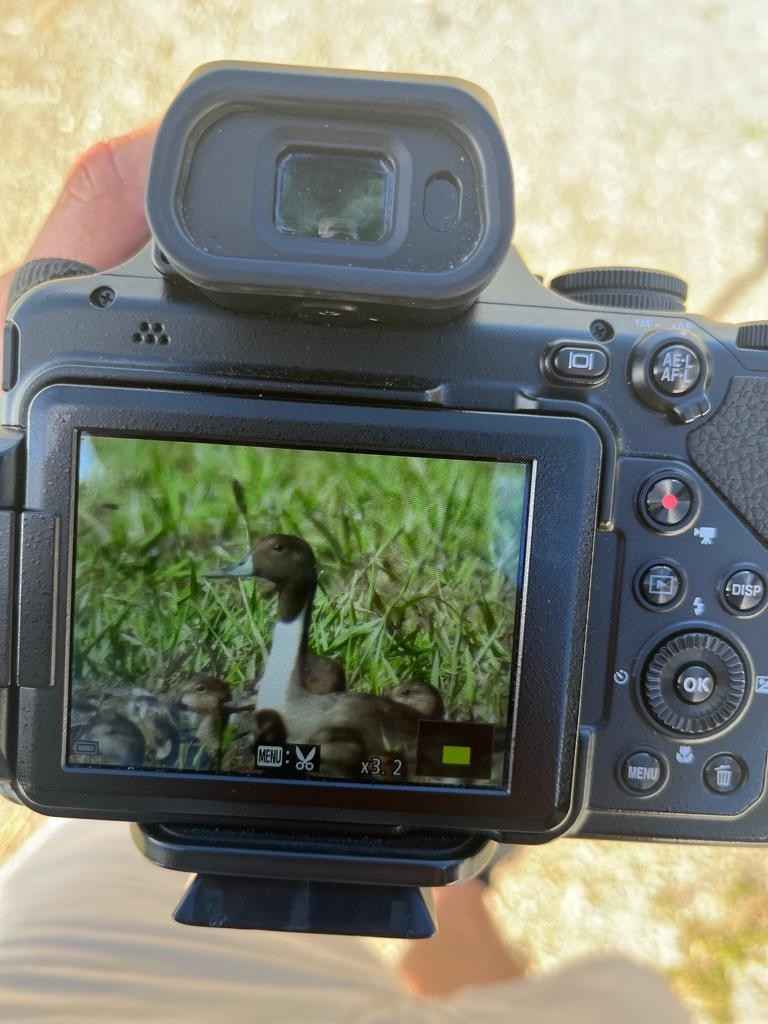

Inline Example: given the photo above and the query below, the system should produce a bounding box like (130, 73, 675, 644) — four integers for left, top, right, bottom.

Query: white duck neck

(256, 600, 310, 712)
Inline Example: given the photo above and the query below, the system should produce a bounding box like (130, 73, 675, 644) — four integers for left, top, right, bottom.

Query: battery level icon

(442, 744, 472, 767)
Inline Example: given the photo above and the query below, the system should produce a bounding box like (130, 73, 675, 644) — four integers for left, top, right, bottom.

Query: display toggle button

(550, 344, 609, 383)
(722, 569, 766, 614)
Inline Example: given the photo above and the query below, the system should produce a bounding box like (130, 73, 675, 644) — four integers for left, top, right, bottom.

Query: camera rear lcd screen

(69, 437, 530, 790)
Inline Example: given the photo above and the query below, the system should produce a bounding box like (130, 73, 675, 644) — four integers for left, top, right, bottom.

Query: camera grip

(687, 376, 768, 544)
(8, 258, 95, 309)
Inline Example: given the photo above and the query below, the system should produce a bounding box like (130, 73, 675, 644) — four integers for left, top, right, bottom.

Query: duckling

(213, 534, 427, 755)
(207, 534, 347, 699)
(73, 708, 145, 767)
(251, 708, 288, 746)
(125, 687, 178, 724)
(177, 675, 232, 767)
(303, 654, 347, 695)
(234, 708, 367, 779)
(121, 687, 181, 766)
(142, 708, 181, 766)
(308, 725, 368, 778)
(70, 695, 100, 733)
(388, 681, 446, 720)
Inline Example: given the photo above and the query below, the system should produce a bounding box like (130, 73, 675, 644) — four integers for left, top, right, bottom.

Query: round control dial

(549, 267, 688, 312)
(642, 631, 747, 735)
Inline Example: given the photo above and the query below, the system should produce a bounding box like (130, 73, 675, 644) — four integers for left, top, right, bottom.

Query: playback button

(636, 562, 684, 609)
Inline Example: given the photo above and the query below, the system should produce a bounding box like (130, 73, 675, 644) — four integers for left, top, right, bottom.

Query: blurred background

(1, 2, 767, 1021)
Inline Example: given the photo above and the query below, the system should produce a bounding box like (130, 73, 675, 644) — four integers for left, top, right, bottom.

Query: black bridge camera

(2, 62, 768, 937)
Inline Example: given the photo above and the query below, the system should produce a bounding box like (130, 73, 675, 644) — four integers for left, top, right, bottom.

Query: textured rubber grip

(687, 376, 768, 544)
(8, 258, 95, 309)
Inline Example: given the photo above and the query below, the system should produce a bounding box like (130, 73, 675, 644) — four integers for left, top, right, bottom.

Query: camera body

(2, 62, 768, 851)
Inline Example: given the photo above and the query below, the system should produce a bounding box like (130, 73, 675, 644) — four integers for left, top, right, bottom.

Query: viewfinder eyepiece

(275, 149, 394, 242)
(146, 61, 514, 323)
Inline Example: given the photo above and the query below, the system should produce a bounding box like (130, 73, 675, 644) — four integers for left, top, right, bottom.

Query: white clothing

(0, 819, 687, 1023)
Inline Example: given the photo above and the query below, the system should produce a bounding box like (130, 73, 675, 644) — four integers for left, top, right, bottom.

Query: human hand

(0, 122, 158, 320)
(398, 879, 525, 997)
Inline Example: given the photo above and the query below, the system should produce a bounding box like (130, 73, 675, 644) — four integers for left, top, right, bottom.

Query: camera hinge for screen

(16, 512, 59, 688)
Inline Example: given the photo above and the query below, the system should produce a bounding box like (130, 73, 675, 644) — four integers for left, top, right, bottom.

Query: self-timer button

(641, 476, 694, 529)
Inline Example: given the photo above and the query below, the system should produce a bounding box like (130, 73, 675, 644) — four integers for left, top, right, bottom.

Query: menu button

(620, 750, 665, 795)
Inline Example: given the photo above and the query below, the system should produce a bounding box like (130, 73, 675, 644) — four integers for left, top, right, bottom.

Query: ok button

(675, 664, 716, 704)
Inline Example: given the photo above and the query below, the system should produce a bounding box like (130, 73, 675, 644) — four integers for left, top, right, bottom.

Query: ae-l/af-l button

(651, 343, 702, 396)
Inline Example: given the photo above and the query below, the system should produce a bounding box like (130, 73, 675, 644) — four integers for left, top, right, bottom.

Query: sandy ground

(1, 3, 768, 1022)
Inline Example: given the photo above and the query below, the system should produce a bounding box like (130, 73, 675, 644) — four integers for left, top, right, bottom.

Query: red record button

(643, 477, 693, 528)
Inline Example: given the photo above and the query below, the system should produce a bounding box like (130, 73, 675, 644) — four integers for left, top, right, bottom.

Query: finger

(0, 270, 14, 321)
(26, 120, 159, 268)
(1, 121, 159, 317)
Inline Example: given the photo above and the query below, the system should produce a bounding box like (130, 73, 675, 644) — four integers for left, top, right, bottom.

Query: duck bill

(205, 553, 255, 579)
(223, 694, 258, 712)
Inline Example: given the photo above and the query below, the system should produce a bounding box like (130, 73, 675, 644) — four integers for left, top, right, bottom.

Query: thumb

(1, 121, 158, 317)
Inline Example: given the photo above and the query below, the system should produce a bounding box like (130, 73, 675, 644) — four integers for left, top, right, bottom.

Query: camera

(2, 62, 768, 934)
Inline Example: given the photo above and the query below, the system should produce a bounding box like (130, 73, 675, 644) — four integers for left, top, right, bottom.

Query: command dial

(549, 267, 688, 312)
(642, 631, 747, 735)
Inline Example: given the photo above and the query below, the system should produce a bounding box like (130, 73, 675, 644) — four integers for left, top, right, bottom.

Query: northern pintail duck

(209, 534, 435, 754)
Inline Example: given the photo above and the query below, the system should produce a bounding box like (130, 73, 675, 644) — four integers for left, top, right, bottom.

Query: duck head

(207, 534, 317, 622)
(250, 709, 288, 746)
(388, 681, 446, 719)
(178, 675, 232, 717)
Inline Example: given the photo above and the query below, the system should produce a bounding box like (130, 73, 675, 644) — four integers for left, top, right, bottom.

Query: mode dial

(642, 631, 747, 735)
(549, 267, 688, 312)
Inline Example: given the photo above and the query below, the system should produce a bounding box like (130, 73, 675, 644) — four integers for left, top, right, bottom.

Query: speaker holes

(133, 321, 170, 345)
